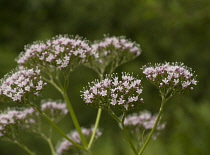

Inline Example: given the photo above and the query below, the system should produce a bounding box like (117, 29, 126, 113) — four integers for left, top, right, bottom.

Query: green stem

(40, 134, 56, 155)
(14, 140, 35, 155)
(88, 108, 102, 149)
(42, 76, 63, 94)
(121, 114, 138, 155)
(44, 76, 88, 148)
(62, 92, 88, 148)
(46, 138, 56, 155)
(108, 109, 121, 123)
(31, 105, 86, 151)
(108, 110, 138, 154)
(138, 96, 167, 155)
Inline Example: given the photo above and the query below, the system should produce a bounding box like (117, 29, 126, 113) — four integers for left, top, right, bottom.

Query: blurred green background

(0, 0, 209, 154)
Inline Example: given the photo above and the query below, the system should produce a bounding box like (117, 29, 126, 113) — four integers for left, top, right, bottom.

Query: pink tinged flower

(123, 81, 129, 88)
(79, 52, 86, 58)
(135, 79, 141, 85)
(182, 81, 191, 89)
(122, 75, 129, 81)
(91, 86, 98, 95)
(116, 86, 123, 92)
(56, 59, 62, 65)
(191, 79, 197, 85)
(173, 79, 179, 85)
(136, 89, 142, 94)
(83, 90, 89, 95)
(36, 85, 43, 91)
(103, 79, 111, 87)
(118, 98, 125, 105)
(111, 99, 117, 105)
(88, 93, 94, 99)
(46, 54, 55, 62)
(127, 76, 134, 81)
(95, 83, 102, 88)
(162, 78, 169, 84)
(86, 99, 92, 104)
(113, 78, 119, 86)
(100, 90, 107, 96)
(111, 93, 118, 99)
(128, 97, 134, 103)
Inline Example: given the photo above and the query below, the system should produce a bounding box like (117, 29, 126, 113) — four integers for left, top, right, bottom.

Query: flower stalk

(138, 95, 167, 155)
(31, 104, 86, 151)
(14, 140, 35, 155)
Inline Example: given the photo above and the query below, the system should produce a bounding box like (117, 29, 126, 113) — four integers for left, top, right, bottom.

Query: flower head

(124, 111, 165, 130)
(123, 111, 165, 141)
(56, 127, 102, 155)
(0, 99, 68, 138)
(0, 67, 46, 103)
(142, 62, 198, 96)
(0, 108, 38, 138)
(81, 72, 143, 112)
(90, 35, 141, 74)
(41, 100, 68, 122)
(16, 35, 96, 72)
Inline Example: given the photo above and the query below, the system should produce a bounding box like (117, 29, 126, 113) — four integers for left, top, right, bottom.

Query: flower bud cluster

(0, 100, 68, 138)
(142, 62, 198, 95)
(0, 67, 47, 102)
(124, 111, 165, 131)
(56, 127, 102, 155)
(16, 35, 97, 71)
(91, 36, 141, 73)
(81, 72, 143, 111)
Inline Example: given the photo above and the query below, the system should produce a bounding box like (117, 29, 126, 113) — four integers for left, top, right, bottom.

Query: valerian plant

(0, 34, 198, 155)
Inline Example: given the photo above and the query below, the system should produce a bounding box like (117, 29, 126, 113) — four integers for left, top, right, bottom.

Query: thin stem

(46, 138, 56, 155)
(44, 75, 88, 148)
(40, 133, 56, 155)
(62, 92, 88, 148)
(42, 76, 63, 94)
(108, 109, 121, 123)
(14, 140, 35, 155)
(88, 108, 102, 149)
(31, 104, 86, 151)
(138, 96, 167, 155)
(121, 114, 138, 155)
(141, 129, 146, 147)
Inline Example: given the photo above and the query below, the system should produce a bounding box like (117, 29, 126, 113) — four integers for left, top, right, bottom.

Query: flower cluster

(0, 108, 37, 138)
(56, 127, 102, 155)
(0, 67, 46, 102)
(0, 100, 68, 138)
(91, 36, 141, 73)
(81, 72, 143, 111)
(41, 100, 68, 122)
(16, 35, 97, 72)
(124, 111, 165, 131)
(142, 62, 198, 95)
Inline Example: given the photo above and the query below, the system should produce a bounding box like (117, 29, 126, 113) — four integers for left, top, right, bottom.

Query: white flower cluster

(124, 111, 165, 130)
(16, 35, 97, 71)
(0, 68, 46, 102)
(56, 127, 102, 155)
(0, 108, 37, 138)
(91, 36, 141, 73)
(41, 100, 68, 121)
(142, 62, 198, 94)
(81, 72, 143, 111)
(0, 100, 68, 138)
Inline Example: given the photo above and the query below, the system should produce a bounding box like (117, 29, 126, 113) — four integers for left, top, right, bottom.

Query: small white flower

(100, 90, 107, 96)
